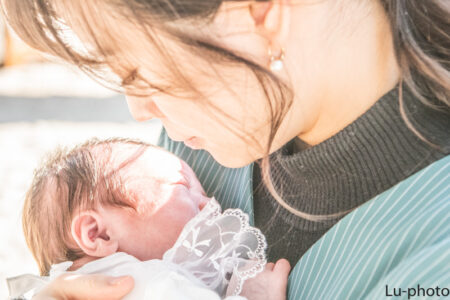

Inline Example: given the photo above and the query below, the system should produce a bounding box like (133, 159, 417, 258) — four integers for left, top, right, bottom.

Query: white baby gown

(7, 198, 267, 300)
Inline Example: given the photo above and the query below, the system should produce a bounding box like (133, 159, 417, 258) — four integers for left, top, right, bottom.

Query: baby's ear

(71, 211, 118, 257)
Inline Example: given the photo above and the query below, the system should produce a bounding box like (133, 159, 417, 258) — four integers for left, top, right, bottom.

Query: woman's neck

(285, 0, 401, 146)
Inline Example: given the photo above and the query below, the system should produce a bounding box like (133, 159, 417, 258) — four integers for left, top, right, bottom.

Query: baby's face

(98, 145, 210, 261)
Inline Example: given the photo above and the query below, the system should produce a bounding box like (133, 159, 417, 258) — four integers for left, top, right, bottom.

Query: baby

(8, 138, 290, 300)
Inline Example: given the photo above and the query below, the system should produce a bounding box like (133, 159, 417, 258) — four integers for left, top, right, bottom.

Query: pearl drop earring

(268, 48, 285, 72)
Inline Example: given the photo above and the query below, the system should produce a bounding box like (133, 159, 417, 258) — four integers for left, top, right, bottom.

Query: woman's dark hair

(2, 0, 449, 220)
(381, 0, 449, 147)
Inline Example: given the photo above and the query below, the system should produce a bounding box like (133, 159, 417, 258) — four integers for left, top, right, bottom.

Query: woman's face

(120, 5, 298, 168)
(66, 1, 320, 167)
(121, 26, 282, 168)
(125, 70, 274, 168)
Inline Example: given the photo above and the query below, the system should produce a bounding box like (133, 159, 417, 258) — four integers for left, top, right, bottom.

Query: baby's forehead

(92, 142, 184, 180)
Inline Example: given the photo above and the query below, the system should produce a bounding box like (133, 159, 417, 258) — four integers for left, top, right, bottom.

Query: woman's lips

(184, 137, 202, 149)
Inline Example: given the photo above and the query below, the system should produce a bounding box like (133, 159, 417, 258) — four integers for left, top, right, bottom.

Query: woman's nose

(125, 95, 165, 122)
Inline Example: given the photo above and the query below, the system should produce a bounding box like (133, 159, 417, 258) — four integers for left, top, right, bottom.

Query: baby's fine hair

(23, 137, 151, 276)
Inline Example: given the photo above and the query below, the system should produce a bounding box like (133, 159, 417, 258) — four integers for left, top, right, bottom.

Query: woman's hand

(32, 273, 134, 300)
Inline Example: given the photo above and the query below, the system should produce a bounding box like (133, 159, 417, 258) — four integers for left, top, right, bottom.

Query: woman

(2, 0, 449, 299)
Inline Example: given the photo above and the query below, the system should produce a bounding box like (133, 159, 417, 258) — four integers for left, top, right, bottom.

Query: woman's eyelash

(120, 69, 170, 96)
(121, 69, 139, 86)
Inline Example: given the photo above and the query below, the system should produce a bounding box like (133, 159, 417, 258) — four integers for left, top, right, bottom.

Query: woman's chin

(209, 150, 256, 169)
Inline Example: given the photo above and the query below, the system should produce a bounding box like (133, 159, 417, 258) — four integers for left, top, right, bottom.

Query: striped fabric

(158, 130, 450, 300)
(288, 154, 449, 299)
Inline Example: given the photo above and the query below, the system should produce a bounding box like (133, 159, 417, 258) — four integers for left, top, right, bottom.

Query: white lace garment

(7, 198, 267, 300)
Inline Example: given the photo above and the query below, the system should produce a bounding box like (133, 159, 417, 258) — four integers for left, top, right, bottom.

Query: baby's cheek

(164, 190, 198, 226)
(181, 161, 206, 195)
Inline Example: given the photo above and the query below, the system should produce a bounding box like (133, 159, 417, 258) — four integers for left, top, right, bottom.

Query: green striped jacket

(159, 130, 450, 300)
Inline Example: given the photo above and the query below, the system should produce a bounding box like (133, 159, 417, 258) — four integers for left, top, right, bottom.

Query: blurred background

(0, 17, 162, 297)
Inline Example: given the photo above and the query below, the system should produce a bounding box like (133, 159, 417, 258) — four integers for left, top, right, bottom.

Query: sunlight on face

(118, 30, 281, 167)
(55, 2, 298, 167)
(101, 145, 210, 261)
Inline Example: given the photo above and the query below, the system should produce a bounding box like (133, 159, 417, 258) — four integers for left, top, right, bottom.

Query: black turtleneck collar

(253, 83, 449, 263)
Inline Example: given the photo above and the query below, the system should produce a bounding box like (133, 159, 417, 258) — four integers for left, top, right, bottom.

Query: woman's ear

(71, 211, 119, 257)
(249, 1, 272, 26)
(249, 0, 291, 50)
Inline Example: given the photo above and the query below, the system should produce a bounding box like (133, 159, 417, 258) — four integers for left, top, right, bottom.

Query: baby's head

(23, 138, 209, 276)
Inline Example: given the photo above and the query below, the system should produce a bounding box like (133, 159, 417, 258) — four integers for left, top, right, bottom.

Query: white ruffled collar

(50, 198, 267, 297)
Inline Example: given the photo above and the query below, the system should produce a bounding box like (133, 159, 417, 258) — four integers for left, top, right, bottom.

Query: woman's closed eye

(121, 69, 166, 97)
(121, 69, 140, 87)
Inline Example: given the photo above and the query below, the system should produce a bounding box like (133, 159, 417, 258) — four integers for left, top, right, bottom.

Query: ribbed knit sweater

(253, 83, 450, 266)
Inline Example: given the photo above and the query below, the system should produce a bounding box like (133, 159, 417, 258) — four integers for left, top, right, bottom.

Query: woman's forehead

(59, 8, 192, 85)
(53, 2, 134, 53)
(42, 1, 246, 96)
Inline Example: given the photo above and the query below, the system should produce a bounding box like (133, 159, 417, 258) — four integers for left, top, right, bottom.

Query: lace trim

(164, 198, 267, 297)
(224, 209, 267, 295)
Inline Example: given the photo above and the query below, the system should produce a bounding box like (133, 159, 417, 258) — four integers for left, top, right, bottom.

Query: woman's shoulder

(287, 154, 450, 299)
